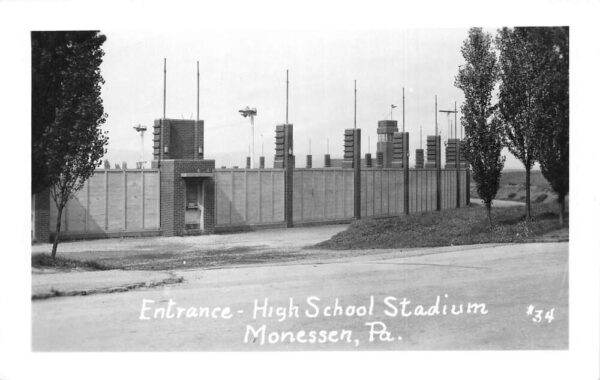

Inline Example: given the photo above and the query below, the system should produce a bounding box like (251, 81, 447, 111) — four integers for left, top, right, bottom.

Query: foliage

(31, 31, 109, 257)
(528, 27, 569, 226)
(495, 28, 541, 219)
(455, 28, 505, 225)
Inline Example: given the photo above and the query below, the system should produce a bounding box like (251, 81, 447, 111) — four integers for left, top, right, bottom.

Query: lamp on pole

(239, 107, 257, 168)
(133, 124, 147, 169)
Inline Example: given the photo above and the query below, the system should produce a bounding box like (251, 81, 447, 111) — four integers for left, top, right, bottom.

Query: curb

(32, 273, 184, 301)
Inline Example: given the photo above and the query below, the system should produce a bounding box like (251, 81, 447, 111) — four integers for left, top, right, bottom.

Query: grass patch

(315, 202, 567, 250)
(113, 246, 307, 271)
(32, 253, 120, 271)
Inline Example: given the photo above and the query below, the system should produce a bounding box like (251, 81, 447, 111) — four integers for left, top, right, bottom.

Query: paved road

(32, 241, 568, 351)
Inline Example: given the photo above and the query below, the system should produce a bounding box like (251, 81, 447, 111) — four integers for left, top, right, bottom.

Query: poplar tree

(495, 27, 540, 220)
(530, 27, 569, 226)
(32, 31, 109, 257)
(455, 28, 505, 226)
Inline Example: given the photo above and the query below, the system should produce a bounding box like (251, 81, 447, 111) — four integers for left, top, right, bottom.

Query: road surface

(32, 241, 568, 351)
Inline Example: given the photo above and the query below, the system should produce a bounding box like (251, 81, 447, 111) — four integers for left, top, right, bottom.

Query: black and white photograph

(1, 1, 599, 379)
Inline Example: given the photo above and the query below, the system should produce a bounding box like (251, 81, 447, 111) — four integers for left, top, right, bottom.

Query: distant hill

(471, 169, 556, 203)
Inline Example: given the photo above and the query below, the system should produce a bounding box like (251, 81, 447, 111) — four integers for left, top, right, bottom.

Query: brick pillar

(281, 124, 294, 228)
(415, 149, 424, 168)
(455, 138, 461, 208)
(353, 129, 361, 219)
(324, 154, 331, 168)
(435, 136, 442, 211)
(203, 176, 215, 234)
(403, 132, 410, 214)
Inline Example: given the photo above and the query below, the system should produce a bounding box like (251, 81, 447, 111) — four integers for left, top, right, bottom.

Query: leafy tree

(495, 27, 542, 220)
(32, 31, 109, 257)
(529, 27, 569, 226)
(455, 28, 505, 226)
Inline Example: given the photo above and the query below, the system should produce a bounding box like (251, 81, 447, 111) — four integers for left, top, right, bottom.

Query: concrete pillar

(306, 154, 312, 168)
(246, 157, 251, 169)
(259, 156, 265, 169)
(376, 151, 383, 168)
(324, 154, 331, 168)
(365, 153, 372, 168)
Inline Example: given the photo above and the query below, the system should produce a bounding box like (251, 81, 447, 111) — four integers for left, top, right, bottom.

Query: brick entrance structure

(154, 119, 215, 236)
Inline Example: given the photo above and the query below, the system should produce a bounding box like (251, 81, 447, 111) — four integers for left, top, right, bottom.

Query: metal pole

(141, 130, 144, 168)
(420, 125, 422, 149)
(286, 69, 289, 125)
(160, 58, 166, 165)
(251, 114, 255, 168)
(195, 61, 199, 159)
(455, 100, 460, 208)
(402, 87, 405, 133)
(434, 95, 438, 136)
(354, 80, 357, 129)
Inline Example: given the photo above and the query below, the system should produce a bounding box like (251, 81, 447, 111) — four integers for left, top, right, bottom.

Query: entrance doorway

(184, 179, 204, 230)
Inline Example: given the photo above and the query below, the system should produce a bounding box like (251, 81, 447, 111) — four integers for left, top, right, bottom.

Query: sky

(99, 28, 525, 169)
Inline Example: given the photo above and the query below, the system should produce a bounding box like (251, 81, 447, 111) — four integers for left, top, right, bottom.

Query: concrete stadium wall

(292, 168, 355, 224)
(362, 168, 468, 217)
(361, 169, 405, 217)
(409, 169, 438, 213)
(49, 169, 161, 239)
(214, 169, 285, 229)
(440, 170, 457, 210)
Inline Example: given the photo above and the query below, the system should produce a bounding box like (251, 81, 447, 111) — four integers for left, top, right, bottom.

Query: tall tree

(455, 28, 505, 225)
(529, 27, 569, 226)
(496, 27, 543, 220)
(32, 31, 109, 257)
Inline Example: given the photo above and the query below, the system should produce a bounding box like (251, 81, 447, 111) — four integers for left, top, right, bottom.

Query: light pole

(239, 107, 257, 168)
(133, 124, 147, 169)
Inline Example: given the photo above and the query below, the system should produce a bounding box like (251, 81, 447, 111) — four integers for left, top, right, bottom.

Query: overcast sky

(100, 28, 525, 169)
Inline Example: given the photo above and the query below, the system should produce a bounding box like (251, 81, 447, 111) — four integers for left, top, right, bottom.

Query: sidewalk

(32, 269, 182, 300)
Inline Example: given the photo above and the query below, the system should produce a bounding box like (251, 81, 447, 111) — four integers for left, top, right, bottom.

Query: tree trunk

(51, 205, 64, 259)
(525, 165, 531, 221)
(486, 201, 492, 228)
(558, 194, 565, 228)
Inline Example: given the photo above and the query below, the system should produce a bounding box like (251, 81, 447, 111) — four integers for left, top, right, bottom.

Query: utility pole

(286, 69, 289, 125)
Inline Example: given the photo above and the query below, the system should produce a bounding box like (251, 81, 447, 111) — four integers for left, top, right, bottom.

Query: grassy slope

(316, 201, 567, 250)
